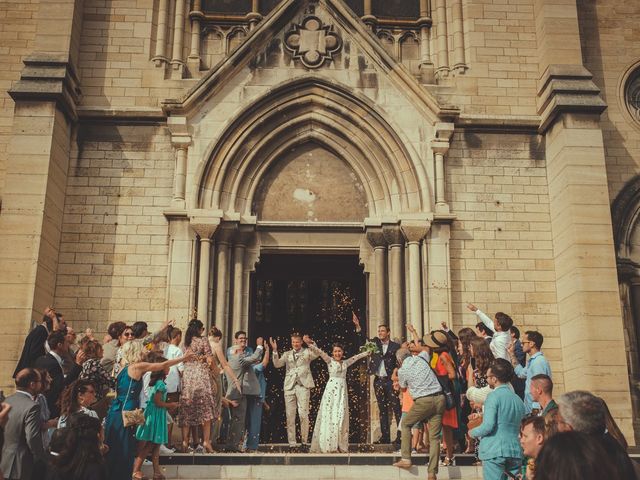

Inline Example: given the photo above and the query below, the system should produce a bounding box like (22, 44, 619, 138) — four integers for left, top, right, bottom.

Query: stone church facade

(1, 0, 639, 441)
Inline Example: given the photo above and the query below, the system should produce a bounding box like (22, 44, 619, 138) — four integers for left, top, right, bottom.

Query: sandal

(440, 456, 455, 466)
(202, 442, 214, 454)
(132, 473, 148, 480)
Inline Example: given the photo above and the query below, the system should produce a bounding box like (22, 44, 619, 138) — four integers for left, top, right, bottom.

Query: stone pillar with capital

(424, 222, 453, 333)
(190, 216, 220, 327)
(402, 221, 430, 338)
(187, 0, 203, 74)
(383, 225, 405, 342)
(168, 117, 191, 210)
(214, 224, 236, 331)
(231, 226, 253, 337)
(366, 228, 388, 335)
(431, 123, 455, 214)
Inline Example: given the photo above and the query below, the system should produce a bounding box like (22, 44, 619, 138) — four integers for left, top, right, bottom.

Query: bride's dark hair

(332, 343, 345, 352)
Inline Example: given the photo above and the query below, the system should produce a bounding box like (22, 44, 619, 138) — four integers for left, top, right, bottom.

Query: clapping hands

(302, 334, 313, 346)
(269, 337, 278, 351)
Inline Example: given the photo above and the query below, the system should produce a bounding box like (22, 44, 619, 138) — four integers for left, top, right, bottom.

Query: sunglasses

(123, 332, 133, 337)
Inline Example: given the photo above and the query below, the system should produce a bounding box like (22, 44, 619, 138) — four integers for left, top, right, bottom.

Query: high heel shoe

(440, 456, 455, 466)
(202, 442, 214, 454)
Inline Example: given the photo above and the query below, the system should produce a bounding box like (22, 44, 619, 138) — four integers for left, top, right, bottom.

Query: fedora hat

(423, 330, 449, 349)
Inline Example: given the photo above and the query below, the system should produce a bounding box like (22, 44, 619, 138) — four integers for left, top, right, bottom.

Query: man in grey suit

(270, 333, 319, 447)
(1, 368, 47, 480)
(225, 331, 264, 451)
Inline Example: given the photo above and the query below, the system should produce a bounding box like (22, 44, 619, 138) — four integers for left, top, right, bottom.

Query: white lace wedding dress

(309, 345, 369, 453)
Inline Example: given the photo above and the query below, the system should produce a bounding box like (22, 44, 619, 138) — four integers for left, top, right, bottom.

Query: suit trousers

(482, 456, 521, 480)
(244, 395, 263, 450)
(374, 376, 402, 442)
(226, 396, 247, 450)
(284, 384, 311, 444)
(401, 394, 445, 475)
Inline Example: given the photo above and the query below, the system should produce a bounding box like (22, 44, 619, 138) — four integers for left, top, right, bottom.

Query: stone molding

(537, 64, 607, 133)
(8, 54, 81, 121)
(189, 212, 221, 239)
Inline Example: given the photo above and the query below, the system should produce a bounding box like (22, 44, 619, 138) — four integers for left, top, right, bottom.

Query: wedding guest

(57, 379, 99, 428)
(270, 333, 319, 447)
(34, 369, 57, 446)
(131, 322, 149, 340)
(225, 332, 264, 452)
(245, 343, 270, 453)
(535, 431, 621, 480)
(47, 413, 107, 480)
(508, 331, 551, 413)
(466, 337, 494, 407)
(13, 307, 57, 377)
(100, 322, 127, 375)
(34, 331, 83, 418)
(519, 415, 546, 480)
(456, 327, 478, 454)
(164, 327, 182, 449)
(424, 330, 458, 466)
(392, 340, 444, 480)
(510, 326, 526, 399)
(178, 319, 217, 453)
(556, 391, 637, 480)
(530, 374, 556, 417)
(469, 359, 525, 480)
(467, 303, 511, 360)
(113, 325, 134, 377)
(474, 322, 493, 343)
(78, 340, 115, 401)
(393, 346, 426, 454)
(1, 369, 47, 480)
(353, 313, 402, 446)
(60, 327, 79, 376)
(104, 340, 191, 480)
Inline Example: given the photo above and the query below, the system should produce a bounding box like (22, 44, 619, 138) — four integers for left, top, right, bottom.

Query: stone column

(366, 229, 388, 331)
(384, 226, 404, 342)
(214, 225, 235, 330)
(424, 223, 452, 333)
(167, 117, 190, 209)
(432, 123, 455, 214)
(402, 222, 430, 338)
(231, 228, 252, 336)
(418, 0, 434, 83)
(191, 219, 219, 326)
(152, 0, 169, 66)
(535, 0, 633, 437)
(434, 0, 449, 78)
(171, 0, 186, 78)
(450, 0, 466, 72)
(187, 0, 203, 73)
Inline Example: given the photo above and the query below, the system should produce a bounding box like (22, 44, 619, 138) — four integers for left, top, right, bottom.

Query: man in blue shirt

(508, 330, 551, 414)
(470, 359, 525, 480)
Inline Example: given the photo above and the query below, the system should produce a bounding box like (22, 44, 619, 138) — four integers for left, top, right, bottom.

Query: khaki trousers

(284, 384, 311, 444)
(401, 393, 445, 475)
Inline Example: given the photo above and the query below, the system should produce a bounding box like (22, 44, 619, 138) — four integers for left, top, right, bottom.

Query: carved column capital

(382, 225, 404, 247)
(215, 222, 238, 244)
(401, 222, 431, 244)
(366, 228, 387, 249)
(189, 213, 221, 240)
(168, 116, 191, 147)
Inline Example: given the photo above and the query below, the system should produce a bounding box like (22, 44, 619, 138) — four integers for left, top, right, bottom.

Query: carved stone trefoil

(284, 16, 342, 69)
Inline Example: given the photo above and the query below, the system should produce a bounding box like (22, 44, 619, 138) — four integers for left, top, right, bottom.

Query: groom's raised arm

(352, 312, 367, 345)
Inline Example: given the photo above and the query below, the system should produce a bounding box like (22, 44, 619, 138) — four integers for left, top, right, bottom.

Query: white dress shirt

(377, 341, 389, 377)
(475, 309, 510, 361)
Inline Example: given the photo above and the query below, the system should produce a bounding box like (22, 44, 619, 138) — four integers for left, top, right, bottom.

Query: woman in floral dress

(178, 319, 217, 453)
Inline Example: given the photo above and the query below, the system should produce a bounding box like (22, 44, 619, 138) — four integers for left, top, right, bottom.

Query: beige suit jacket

(273, 347, 319, 391)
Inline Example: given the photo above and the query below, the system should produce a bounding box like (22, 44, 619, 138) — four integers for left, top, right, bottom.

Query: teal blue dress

(136, 380, 169, 444)
(105, 367, 142, 480)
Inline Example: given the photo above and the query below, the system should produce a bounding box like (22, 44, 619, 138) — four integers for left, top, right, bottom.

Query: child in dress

(132, 364, 179, 480)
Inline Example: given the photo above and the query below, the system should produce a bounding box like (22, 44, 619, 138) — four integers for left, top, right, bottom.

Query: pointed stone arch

(194, 76, 433, 218)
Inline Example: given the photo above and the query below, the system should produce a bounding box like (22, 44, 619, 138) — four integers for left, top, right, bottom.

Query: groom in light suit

(270, 333, 319, 447)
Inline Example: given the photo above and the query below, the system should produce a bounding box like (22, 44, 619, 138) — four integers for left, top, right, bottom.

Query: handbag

(419, 355, 456, 410)
(121, 369, 145, 428)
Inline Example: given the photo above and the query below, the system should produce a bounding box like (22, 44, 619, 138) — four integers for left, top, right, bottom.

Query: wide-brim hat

(423, 330, 449, 349)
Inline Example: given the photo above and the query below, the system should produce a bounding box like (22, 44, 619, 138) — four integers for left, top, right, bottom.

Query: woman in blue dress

(104, 340, 192, 480)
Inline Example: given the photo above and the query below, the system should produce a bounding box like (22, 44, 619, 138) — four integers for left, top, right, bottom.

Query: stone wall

(0, 0, 39, 200)
(53, 124, 173, 333)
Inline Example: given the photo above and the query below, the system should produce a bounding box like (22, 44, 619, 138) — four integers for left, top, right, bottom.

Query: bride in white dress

(304, 336, 370, 453)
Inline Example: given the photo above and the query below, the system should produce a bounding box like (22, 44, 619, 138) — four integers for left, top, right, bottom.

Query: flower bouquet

(359, 341, 380, 355)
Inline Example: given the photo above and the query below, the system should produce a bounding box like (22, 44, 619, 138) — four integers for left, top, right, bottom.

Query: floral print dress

(178, 336, 218, 426)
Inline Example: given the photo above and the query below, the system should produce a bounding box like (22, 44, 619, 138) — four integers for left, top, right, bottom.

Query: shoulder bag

(418, 355, 455, 410)
(121, 368, 145, 428)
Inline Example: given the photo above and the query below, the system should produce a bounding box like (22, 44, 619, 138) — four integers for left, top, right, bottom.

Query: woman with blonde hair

(104, 340, 193, 480)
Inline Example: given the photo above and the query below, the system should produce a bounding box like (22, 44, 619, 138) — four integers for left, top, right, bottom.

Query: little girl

(132, 364, 179, 480)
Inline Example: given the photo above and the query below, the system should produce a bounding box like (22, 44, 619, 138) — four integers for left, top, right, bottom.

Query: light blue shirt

(252, 363, 267, 401)
(470, 384, 525, 460)
(397, 351, 442, 398)
(514, 351, 551, 413)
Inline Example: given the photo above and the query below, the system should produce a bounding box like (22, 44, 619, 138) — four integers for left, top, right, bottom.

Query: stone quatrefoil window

(284, 16, 342, 69)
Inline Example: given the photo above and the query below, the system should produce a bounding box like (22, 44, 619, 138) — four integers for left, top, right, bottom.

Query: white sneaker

(159, 445, 175, 455)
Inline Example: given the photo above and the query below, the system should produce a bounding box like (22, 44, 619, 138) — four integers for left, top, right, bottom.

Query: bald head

(15, 368, 40, 391)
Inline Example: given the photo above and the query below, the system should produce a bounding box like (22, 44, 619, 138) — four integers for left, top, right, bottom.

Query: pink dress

(178, 336, 218, 426)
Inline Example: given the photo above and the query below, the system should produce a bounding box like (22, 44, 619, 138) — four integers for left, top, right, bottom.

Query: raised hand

(441, 321, 449, 331)
(256, 337, 264, 346)
(507, 340, 515, 355)
(302, 334, 313, 345)
(406, 323, 416, 333)
(352, 311, 360, 329)
(466, 303, 478, 312)
(182, 351, 196, 363)
(269, 337, 277, 350)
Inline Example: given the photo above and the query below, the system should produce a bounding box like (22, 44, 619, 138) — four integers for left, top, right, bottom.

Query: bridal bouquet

(359, 341, 380, 355)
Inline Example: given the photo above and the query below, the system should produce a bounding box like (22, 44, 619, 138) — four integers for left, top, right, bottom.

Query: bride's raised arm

(345, 350, 371, 368)
(303, 335, 331, 364)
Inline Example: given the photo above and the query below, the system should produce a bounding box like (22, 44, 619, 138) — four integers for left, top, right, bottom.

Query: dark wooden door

(249, 254, 369, 444)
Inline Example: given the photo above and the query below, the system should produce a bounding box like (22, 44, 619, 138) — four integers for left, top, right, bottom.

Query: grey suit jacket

(225, 346, 264, 399)
(0, 391, 46, 480)
(272, 348, 319, 391)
